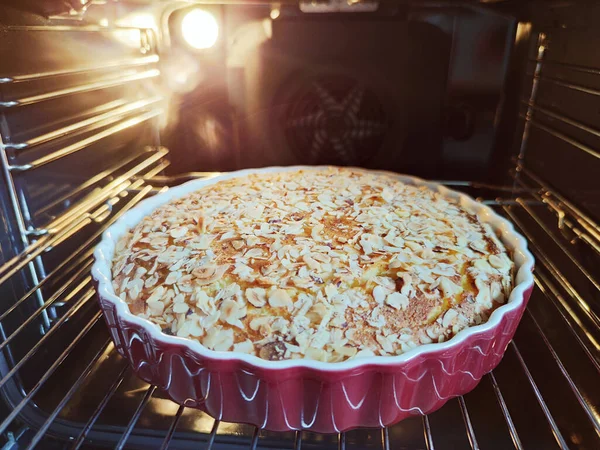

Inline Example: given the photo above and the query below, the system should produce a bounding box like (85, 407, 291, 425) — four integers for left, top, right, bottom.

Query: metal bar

(159, 404, 185, 450)
(437, 181, 530, 193)
(137, 160, 170, 182)
(0, 55, 158, 84)
(34, 150, 146, 219)
(502, 206, 600, 331)
(482, 199, 540, 206)
(516, 32, 546, 166)
(0, 208, 91, 287)
(423, 415, 434, 450)
(0, 310, 102, 437)
(533, 73, 600, 97)
(294, 430, 302, 450)
(115, 385, 157, 450)
(513, 175, 600, 256)
(206, 420, 220, 450)
(518, 165, 600, 245)
(6, 96, 162, 151)
(0, 288, 95, 391)
(488, 372, 524, 450)
(0, 124, 50, 327)
(338, 432, 346, 450)
(381, 428, 390, 450)
(71, 365, 129, 450)
(0, 69, 160, 108)
(534, 272, 600, 370)
(0, 267, 93, 354)
(9, 109, 162, 172)
(529, 58, 600, 76)
(521, 100, 600, 140)
(458, 396, 480, 450)
(43, 147, 166, 233)
(0, 246, 92, 324)
(250, 427, 260, 450)
(516, 198, 600, 292)
(510, 342, 570, 449)
(519, 113, 600, 160)
(150, 172, 222, 185)
(0, 169, 139, 323)
(524, 309, 600, 436)
(24, 338, 113, 449)
(4, 99, 129, 149)
(0, 149, 165, 286)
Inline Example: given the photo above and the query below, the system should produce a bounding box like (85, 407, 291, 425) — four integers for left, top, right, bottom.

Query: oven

(0, 1, 598, 449)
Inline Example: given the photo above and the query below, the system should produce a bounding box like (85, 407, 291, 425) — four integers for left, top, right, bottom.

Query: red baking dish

(92, 166, 535, 433)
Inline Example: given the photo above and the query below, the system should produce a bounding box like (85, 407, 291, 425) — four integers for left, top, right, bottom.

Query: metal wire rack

(0, 155, 597, 449)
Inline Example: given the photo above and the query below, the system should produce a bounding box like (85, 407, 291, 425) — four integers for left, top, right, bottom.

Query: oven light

(270, 3, 281, 20)
(181, 9, 219, 50)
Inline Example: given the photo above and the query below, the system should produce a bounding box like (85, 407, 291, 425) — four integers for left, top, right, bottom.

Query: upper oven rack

(0, 150, 598, 449)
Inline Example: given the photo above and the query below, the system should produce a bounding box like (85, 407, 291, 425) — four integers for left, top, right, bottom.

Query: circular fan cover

(281, 75, 388, 165)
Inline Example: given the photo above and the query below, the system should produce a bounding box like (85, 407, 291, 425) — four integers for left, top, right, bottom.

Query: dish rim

(92, 165, 535, 372)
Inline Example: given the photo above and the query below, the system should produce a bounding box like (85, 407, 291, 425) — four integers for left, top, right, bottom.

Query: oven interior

(0, 1, 599, 449)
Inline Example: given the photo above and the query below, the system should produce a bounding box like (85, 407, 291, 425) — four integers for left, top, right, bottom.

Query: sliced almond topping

(385, 292, 409, 310)
(373, 285, 386, 304)
(112, 168, 514, 363)
(170, 226, 188, 239)
(173, 302, 189, 314)
(246, 287, 267, 307)
(268, 288, 293, 309)
(233, 340, 255, 354)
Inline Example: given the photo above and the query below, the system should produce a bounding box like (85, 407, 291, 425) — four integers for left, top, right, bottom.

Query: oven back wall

(163, 5, 514, 181)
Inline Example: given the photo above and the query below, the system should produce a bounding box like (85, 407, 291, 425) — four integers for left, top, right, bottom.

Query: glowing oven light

(181, 9, 219, 49)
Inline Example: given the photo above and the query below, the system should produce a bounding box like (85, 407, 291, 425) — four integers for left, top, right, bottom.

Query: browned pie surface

(111, 168, 513, 362)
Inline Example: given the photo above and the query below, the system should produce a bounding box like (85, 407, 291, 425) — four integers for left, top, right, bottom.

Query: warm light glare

(270, 8, 280, 20)
(181, 9, 219, 49)
(128, 13, 156, 29)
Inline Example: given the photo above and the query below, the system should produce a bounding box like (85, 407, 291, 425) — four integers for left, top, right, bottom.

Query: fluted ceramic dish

(92, 166, 535, 433)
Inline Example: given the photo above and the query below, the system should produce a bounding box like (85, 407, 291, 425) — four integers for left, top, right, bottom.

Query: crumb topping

(111, 168, 514, 362)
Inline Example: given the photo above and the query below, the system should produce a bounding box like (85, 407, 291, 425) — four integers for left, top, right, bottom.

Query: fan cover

(281, 75, 388, 166)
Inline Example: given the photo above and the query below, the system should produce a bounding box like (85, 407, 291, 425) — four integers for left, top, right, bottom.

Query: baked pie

(111, 168, 514, 362)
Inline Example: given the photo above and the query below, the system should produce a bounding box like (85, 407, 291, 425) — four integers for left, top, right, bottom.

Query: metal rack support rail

(516, 166, 600, 250)
(502, 206, 600, 341)
(520, 99, 600, 140)
(0, 125, 49, 327)
(0, 55, 158, 84)
(529, 58, 600, 75)
(514, 174, 600, 256)
(518, 113, 600, 161)
(5, 96, 162, 151)
(8, 109, 162, 172)
(0, 185, 155, 440)
(0, 147, 166, 285)
(533, 270, 600, 370)
(0, 69, 160, 109)
(528, 72, 600, 97)
(33, 149, 154, 222)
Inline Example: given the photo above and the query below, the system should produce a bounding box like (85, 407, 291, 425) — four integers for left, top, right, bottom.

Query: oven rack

(0, 154, 597, 449)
